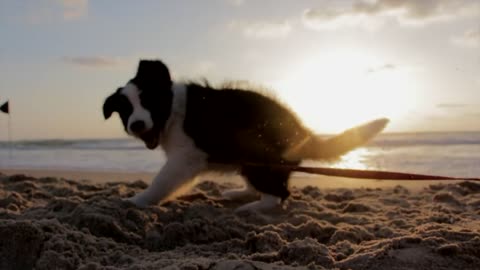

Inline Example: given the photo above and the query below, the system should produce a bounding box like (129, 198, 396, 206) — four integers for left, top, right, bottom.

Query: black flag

(0, 101, 9, 114)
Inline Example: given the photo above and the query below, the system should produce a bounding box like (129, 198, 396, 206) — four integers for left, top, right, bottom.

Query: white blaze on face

(121, 83, 154, 134)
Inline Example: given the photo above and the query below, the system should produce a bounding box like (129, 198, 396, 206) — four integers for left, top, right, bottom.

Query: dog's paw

(234, 202, 266, 213)
(124, 194, 151, 208)
(234, 194, 282, 213)
(221, 188, 256, 200)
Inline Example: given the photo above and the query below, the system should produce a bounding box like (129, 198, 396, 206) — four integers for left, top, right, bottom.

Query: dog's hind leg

(235, 193, 281, 212)
(127, 152, 207, 207)
(221, 182, 258, 200)
(236, 163, 297, 212)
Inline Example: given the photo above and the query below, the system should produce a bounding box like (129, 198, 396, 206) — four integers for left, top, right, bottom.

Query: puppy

(103, 60, 388, 212)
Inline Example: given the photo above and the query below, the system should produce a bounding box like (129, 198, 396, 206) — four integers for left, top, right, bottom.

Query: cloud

(303, 0, 480, 30)
(436, 103, 471, 109)
(226, 0, 245, 6)
(59, 0, 88, 20)
(303, 7, 384, 31)
(230, 20, 292, 39)
(25, 0, 88, 23)
(451, 28, 480, 48)
(62, 56, 120, 67)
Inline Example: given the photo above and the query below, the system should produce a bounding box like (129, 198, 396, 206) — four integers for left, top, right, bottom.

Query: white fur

(127, 83, 208, 206)
(221, 182, 257, 200)
(235, 194, 281, 212)
(160, 83, 188, 152)
(121, 83, 154, 134)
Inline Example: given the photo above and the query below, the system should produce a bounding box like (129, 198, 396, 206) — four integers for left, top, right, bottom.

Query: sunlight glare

(273, 49, 419, 134)
(330, 148, 370, 170)
(301, 147, 372, 173)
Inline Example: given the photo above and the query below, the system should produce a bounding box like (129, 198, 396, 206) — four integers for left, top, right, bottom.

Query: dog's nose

(130, 121, 146, 133)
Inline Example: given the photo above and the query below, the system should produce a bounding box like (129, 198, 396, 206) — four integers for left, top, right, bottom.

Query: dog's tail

(284, 118, 389, 161)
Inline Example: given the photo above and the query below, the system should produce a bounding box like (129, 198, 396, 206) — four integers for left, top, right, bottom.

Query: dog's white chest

(160, 84, 199, 155)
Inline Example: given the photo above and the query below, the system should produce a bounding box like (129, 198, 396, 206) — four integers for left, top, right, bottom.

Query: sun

(272, 49, 420, 134)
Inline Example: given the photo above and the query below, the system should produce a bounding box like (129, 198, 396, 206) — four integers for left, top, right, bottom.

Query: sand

(1, 171, 479, 270)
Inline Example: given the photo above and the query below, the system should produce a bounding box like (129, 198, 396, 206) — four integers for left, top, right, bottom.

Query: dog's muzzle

(139, 130, 160, 150)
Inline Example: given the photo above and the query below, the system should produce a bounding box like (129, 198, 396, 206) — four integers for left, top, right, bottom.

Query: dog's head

(103, 60, 173, 149)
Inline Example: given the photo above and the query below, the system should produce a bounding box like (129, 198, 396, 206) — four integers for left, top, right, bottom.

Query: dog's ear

(103, 93, 118, 120)
(132, 60, 172, 91)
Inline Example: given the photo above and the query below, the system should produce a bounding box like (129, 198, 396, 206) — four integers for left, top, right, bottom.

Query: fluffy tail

(284, 118, 389, 161)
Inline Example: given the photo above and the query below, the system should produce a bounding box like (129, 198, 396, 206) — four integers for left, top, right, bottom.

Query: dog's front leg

(127, 153, 207, 207)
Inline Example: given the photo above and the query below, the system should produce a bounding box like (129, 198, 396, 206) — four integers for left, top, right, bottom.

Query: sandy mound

(0, 172, 479, 270)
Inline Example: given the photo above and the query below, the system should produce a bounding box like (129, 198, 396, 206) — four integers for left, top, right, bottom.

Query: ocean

(1, 132, 480, 179)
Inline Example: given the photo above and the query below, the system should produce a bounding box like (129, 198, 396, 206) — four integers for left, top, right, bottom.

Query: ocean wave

(1, 132, 480, 151)
(367, 132, 480, 148)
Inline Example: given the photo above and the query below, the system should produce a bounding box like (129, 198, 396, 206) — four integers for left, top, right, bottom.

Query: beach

(2, 0, 479, 268)
(1, 169, 479, 269)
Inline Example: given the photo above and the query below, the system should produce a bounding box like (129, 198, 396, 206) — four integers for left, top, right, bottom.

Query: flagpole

(8, 113, 12, 159)
(1, 100, 12, 159)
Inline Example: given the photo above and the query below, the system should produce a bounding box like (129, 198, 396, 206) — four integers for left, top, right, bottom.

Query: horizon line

(2, 130, 480, 143)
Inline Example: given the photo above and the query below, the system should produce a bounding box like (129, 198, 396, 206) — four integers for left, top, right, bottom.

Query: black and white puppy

(103, 60, 388, 212)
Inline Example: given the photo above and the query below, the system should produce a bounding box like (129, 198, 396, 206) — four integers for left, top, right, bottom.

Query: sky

(0, 0, 479, 140)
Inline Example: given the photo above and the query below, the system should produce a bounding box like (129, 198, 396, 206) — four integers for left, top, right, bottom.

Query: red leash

(242, 163, 480, 182)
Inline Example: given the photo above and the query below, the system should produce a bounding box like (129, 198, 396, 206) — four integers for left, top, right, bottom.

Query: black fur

(182, 83, 310, 200)
(133, 60, 173, 143)
(183, 83, 311, 163)
(131, 60, 172, 91)
(103, 88, 133, 131)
